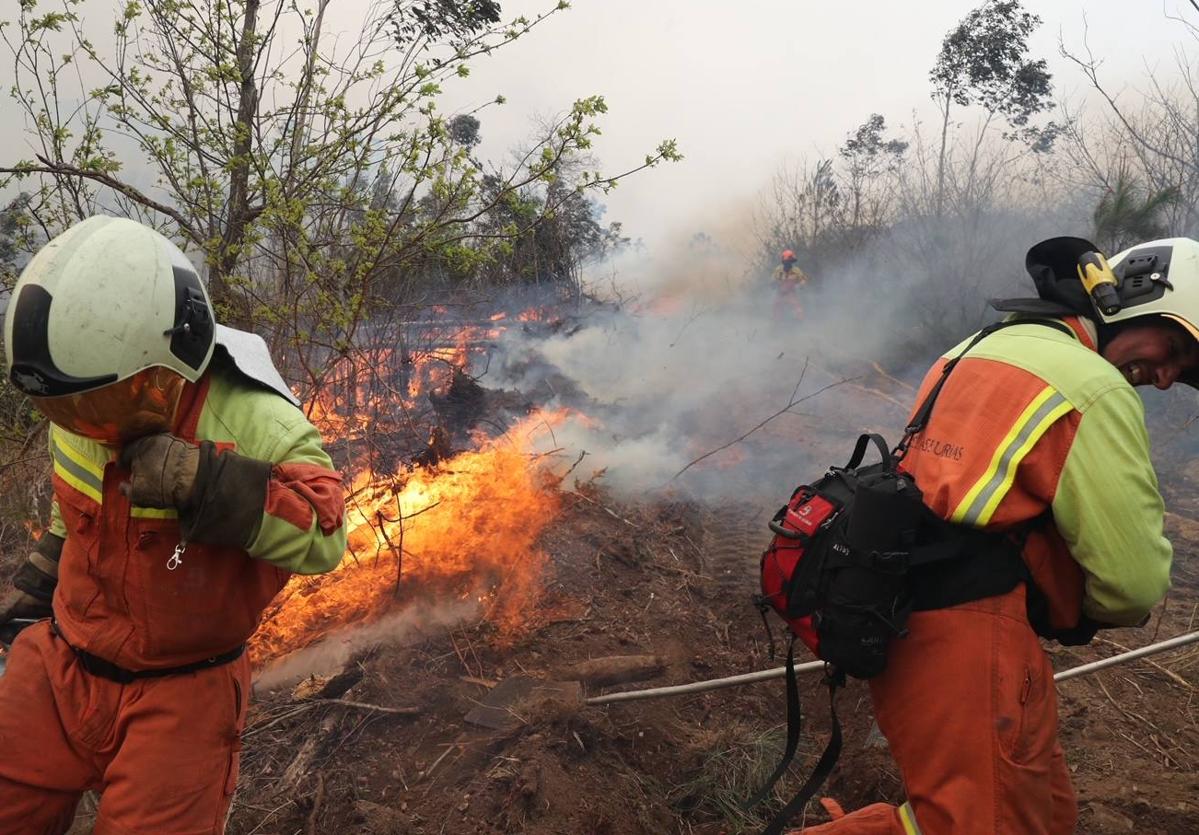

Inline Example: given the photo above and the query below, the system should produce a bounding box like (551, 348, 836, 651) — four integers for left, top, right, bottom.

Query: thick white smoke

(491, 236, 904, 500)
(253, 600, 479, 692)
(489, 208, 1106, 502)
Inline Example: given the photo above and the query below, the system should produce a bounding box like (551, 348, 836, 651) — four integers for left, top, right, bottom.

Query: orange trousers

(0, 622, 249, 835)
(800, 585, 1077, 835)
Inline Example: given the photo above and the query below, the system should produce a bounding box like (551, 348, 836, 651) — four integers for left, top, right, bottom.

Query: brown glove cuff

(13, 534, 64, 603)
(180, 441, 271, 549)
(34, 532, 64, 565)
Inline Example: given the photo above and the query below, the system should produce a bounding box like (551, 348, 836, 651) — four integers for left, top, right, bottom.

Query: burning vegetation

(252, 307, 581, 671)
(251, 417, 561, 667)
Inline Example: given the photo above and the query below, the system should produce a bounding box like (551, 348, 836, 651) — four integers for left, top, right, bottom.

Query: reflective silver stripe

(51, 436, 103, 497)
(958, 391, 1068, 525)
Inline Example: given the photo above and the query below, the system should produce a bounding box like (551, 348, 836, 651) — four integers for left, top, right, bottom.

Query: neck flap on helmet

(990, 236, 1100, 320)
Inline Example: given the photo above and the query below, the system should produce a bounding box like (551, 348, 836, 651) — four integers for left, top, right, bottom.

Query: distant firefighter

(771, 249, 810, 291)
(771, 249, 810, 318)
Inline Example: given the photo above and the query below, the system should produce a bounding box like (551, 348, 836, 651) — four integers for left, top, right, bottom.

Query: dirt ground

(10, 359, 1198, 835)
(206, 483, 1199, 835)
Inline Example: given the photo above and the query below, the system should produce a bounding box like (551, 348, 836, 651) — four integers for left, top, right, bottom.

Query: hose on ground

(584, 629, 1199, 706)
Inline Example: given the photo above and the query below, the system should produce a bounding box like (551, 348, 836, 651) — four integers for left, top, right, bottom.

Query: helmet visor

(31, 367, 186, 445)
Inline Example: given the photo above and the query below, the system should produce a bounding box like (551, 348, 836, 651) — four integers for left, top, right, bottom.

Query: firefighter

(801, 237, 1199, 834)
(772, 249, 810, 291)
(0, 216, 347, 834)
(772, 249, 810, 319)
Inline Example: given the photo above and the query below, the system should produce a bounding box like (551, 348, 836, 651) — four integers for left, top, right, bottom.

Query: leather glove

(122, 435, 272, 548)
(0, 589, 51, 626)
(0, 588, 49, 645)
(119, 434, 200, 509)
(1050, 615, 1102, 647)
(0, 535, 61, 629)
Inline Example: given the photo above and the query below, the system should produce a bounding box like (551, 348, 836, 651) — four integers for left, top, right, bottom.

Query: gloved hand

(0, 537, 61, 630)
(1050, 615, 1102, 646)
(122, 435, 273, 548)
(119, 434, 200, 509)
(0, 589, 51, 626)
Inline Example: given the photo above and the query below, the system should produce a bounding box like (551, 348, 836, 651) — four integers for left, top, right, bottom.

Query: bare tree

(1059, 16, 1199, 238)
(0, 0, 679, 409)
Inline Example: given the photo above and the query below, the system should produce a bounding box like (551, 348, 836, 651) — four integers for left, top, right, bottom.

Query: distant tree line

(755, 0, 1195, 359)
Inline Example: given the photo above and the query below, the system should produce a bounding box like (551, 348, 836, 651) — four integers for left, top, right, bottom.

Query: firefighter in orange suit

(0, 216, 347, 834)
(800, 237, 1199, 834)
(773, 249, 810, 293)
(772, 250, 810, 318)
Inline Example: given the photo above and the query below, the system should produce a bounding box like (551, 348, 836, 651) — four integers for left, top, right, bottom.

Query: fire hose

(3, 625, 1197, 695)
(583, 629, 1199, 706)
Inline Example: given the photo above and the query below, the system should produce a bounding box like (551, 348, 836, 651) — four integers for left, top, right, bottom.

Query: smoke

(489, 204, 1096, 503)
(253, 599, 479, 692)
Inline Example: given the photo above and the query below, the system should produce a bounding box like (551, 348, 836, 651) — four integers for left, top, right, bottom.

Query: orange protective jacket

(47, 361, 347, 670)
(900, 316, 1172, 630)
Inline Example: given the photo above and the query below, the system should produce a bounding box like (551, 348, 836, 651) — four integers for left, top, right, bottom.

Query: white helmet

(1016, 235, 1199, 387)
(1102, 237, 1199, 341)
(4, 215, 214, 398)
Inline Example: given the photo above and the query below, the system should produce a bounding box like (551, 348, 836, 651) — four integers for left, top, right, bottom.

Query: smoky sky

(433, 0, 1195, 252)
(1, 1, 1191, 253)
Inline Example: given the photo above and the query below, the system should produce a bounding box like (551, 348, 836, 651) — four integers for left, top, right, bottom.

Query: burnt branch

(668, 362, 858, 483)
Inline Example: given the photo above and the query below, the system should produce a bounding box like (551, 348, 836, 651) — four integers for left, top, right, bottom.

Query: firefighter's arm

(0, 481, 67, 626)
(123, 412, 346, 575)
(1051, 386, 1172, 626)
(241, 416, 347, 575)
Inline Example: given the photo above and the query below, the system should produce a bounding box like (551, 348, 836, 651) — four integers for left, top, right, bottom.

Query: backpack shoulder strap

(895, 318, 1072, 459)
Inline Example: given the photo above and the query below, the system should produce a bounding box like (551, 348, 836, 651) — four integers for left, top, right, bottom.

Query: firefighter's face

(1101, 320, 1199, 390)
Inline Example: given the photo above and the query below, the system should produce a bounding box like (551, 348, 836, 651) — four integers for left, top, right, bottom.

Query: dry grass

(669, 723, 794, 833)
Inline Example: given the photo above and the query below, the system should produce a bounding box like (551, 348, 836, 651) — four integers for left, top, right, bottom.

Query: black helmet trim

(164, 265, 214, 371)
(1016, 237, 1172, 319)
(7, 284, 118, 397)
(989, 297, 1080, 317)
(1112, 243, 1171, 309)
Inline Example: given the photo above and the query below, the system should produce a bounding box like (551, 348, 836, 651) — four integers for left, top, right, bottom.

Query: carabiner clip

(167, 541, 187, 571)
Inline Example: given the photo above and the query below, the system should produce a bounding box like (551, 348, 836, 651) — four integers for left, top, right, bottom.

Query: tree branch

(668, 363, 857, 483)
(0, 157, 199, 242)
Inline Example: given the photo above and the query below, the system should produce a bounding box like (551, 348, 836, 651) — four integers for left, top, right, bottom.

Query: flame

(303, 310, 535, 439)
(304, 343, 468, 439)
(250, 415, 562, 667)
(516, 306, 563, 325)
(262, 307, 573, 666)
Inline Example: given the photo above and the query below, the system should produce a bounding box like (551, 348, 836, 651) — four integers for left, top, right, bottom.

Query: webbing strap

(743, 639, 802, 810)
(744, 641, 845, 834)
(845, 433, 892, 471)
(759, 671, 844, 835)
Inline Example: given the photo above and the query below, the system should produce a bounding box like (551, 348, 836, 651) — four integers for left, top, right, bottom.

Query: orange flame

(251, 416, 561, 667)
